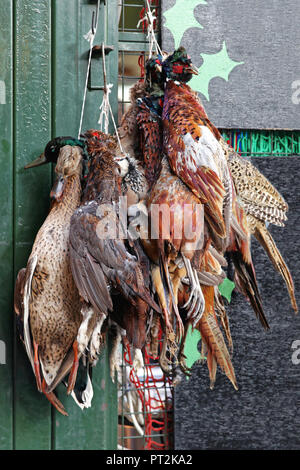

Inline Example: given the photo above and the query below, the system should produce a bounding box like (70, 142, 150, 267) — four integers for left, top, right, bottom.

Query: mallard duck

(14, 143, 85, 416)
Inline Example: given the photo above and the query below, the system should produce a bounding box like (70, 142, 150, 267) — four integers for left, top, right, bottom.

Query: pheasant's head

(145, 54, 165, 95)
(163, 46, 198, 83)
(24, 136, 85, 169)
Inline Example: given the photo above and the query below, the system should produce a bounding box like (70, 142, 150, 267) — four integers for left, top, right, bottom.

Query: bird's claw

(182, 265, 205, 324)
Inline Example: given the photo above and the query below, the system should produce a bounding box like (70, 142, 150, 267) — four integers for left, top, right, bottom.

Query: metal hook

(91, 11, 95, 35)
(87, 43, 114, 91)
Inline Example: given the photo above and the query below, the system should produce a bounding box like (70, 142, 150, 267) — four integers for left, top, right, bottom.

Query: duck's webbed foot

(42, 379, 68, 416)
(67, 340, 79, 395)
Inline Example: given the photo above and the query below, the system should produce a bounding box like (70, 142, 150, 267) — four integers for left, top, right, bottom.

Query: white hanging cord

(97, 42, 124, 152)
(98, 43, 112, 134)
(137, 0, 162, 58)
(78, 1, 101, 139)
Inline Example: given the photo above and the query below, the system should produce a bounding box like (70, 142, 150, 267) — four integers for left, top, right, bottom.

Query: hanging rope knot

(83, 29, 95, 46)
(78, 0, 100, 139)
(137, 8, 156, 30)
(137, 0, 162, 58)
(98, 83, 114, 134)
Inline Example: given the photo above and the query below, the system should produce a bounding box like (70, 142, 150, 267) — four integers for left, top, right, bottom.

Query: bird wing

(163, 81, 226, 238)
(69, 201, 161, 315)
(136, 98, 162, 188)
(227, 149, 288, 226)
(247, 214, 298, 313)
(197, 285, 237, 390)
(14, 267, 26, 342)
(228, 198, 270, 329)
(13, 257, 38, 375)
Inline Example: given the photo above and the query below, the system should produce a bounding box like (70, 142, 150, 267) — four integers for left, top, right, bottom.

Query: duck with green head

(14, 138, 94, 416)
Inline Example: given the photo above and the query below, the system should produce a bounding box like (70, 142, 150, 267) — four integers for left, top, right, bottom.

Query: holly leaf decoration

(183, 325, 205, 380)
(190, 41, 244, 101)
(218, 277, 235, 303)
(163, 0, 207, 49)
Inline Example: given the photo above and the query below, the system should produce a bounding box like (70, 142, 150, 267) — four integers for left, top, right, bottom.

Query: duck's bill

(50, 176, 65, 201)
(24, 152, 47, 169)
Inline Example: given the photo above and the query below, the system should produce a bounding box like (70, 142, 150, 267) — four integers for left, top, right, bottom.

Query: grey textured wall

(174, 157, 300, 450)
(162, 0, 300, 129)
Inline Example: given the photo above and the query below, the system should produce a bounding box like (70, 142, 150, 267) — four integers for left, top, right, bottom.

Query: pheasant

(144, 155, 206, 366)
(118, 54, 165, 190)
(160, 49, 287, 331)
(182, 73, 297, 315)
(225, 145, 297, 313)
(68, 131, 161, 355)
(162, 47, 227, 244)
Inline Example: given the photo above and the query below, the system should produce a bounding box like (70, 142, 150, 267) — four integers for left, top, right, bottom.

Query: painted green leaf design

(190, 41, 244, 100)
(163, 0, 207, 49)
(218, 277, 235, 303)
(183, 325, 205, 380)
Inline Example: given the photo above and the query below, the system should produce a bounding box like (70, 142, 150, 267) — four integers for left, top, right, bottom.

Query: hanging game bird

(14, 42, 298, 408)
(14, 144, 85, 416)
(178, 66, 297, 315)
(224, 144, 298, 314)
(162, 47, 227, 242)
(68, 130, 161, 357)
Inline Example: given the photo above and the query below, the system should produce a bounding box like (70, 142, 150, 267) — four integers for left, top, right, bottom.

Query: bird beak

(187, 64, 199, 75)
(50, 175, 65, 201)
(24, 152, 47, 169)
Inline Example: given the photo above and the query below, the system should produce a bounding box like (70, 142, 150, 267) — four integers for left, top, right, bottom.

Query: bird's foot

(172, 366, 184, 387)
(109, 329, 122, 384)
(42, 379, 68, 416)
(178, 353, 192, 377)
(77, 304, 95, 354)
(33, 340, 42, 392)
(159, 328, 179, 375)
(67, 341, 79, 395)
(88, 314, 106, 365)
(132, 348, 144, 372)
(182, 259, 205, 326)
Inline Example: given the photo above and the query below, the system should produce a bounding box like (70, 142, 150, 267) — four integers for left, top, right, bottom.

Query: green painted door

(0, 0, 118, 450)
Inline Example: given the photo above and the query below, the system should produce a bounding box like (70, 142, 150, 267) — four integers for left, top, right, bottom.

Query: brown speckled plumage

(14, 145, 83, 394)
(69, 135, 160, 349)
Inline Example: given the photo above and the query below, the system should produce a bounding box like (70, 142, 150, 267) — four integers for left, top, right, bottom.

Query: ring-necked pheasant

(225, 145, 298, 314)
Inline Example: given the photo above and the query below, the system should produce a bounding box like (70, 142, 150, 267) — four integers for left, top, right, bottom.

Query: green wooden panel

(0, 0, 14, 450)
(52, 0, 80, 138)
(119, 31, 149, 43)
(13, 0, 53, 450)
(107, 0, 120, 133)
(54, 346, 117, 450)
